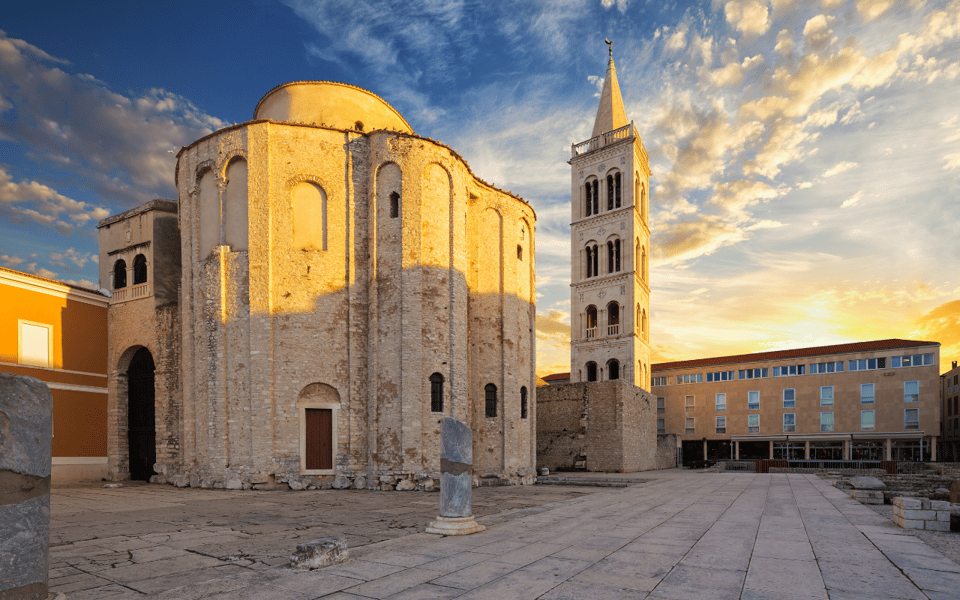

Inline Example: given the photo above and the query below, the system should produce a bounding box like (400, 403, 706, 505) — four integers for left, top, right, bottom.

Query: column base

(426, 515, 485, 536)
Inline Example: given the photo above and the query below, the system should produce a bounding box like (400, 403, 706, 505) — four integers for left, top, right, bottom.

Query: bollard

(0, 374, 53, 600)
(426, 417, 484, 535)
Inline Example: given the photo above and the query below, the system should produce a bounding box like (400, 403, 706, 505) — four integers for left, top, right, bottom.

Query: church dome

(254, 81, 414, 134)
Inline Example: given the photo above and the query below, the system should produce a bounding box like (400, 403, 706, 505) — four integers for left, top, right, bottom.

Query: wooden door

(306, 408, 333, 470)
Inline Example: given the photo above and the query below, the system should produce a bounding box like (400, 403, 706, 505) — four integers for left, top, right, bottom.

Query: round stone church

(99, 81, 537, 489)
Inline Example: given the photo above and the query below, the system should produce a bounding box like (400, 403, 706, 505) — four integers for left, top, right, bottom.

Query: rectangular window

(657, 418, 665, 434)
(773, 367, 780, 377)
(798, 365, 805, 375)
(716, 416, 726, 434)
(892, 356, 901, 368)
(861, 410, 875, 431)
(861, 383, 875, 404)
(685, 418, 695, 435)
(923, 353, 934, 366)
(716, 393, 726, 411)
(685, 395, 694, 413)
(783, 413, 795, 433)
(657, 397, 665, 414)
(878, 357, 886, 369)
(748, 414, 759, 433)
(788, 365, 797, 376)
(652, 376, 667, 387)
(820, 412, 834, 432)
(18, 321, 51, 367)
(904, 381, 919, 403)
(783, 388, 795, 409)
(748, 391, 759, 410)
(820, 386, 834, 406)
(904, 408, 919, 430)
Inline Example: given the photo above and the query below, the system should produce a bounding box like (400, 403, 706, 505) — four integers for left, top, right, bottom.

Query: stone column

(885, 438, 892, 461)
(769, 441, 774, 459)
(0, 374, 53, 599)
(426, 417, 484, 535)
(734, 441, 739, 459)
(804, 441, 810, 460)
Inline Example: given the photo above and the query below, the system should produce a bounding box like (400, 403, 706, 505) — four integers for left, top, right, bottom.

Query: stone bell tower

(569, 42, 652, 389)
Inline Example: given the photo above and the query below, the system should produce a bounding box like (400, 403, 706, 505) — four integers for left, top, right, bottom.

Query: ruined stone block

(289, 537, 348, 570)
(925, 520, 950, 532)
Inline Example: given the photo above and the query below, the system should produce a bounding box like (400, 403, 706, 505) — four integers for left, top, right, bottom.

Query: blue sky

(2, 0, 959, 374)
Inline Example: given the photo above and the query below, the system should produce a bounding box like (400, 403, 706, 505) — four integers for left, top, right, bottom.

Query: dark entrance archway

(127, 347, 156, 481)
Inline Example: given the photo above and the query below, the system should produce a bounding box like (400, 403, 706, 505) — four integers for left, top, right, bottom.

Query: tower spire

(591, 39, 628, 139)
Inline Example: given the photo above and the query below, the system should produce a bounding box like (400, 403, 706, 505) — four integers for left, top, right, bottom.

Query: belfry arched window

(642, 309, 647, 339)
(485, 383, 498, 418)
(585, 244, 598, 278)
(520, 386, 528, 419)
(608, 359, 620, 380)
(586, 362, 598, 382)
(113, 259, 127, 290)
(607, 302, 620, 336)
(586, 305, 598, 339)
(133, 254, 147, 285)
(430, 373, 444, 413)
(585, 179, 599, 217)
(607, 172, 621, 210)
(607, 239, 621, 273)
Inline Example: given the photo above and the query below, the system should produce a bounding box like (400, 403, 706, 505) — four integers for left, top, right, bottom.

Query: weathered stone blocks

(0, 374, 52, 600)
(893, 496, 960, 531)
(427, 418, 484, 535)
(289, 537, 348, 570)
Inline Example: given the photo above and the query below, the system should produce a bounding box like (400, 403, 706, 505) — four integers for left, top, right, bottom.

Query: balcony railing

(585, 327, 597, 339)
(607, 324, 619, 335)
(571, 123, 635, 157)
(111, 282, 150, 303)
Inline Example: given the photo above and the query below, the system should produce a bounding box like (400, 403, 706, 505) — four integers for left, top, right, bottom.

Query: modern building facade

(0, 266, 109, 481)
(652, 339, 941, 465)
(100, 81, 538, 489)
(568, 45, 652, 390)
(941, 361, 960, 461)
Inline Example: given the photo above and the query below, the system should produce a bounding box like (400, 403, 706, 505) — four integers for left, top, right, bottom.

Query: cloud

(724, 0, 771, 37)
(822, 161, 857, 177)
(911, 299, 960, 368)
(840, 191, 863, 208)
(0, 31, 226, 207)
(856, 0, 895, 22)
(50, 248, 92, 270)
(0, 166, 109, 234)
(944, 153, 960, 171)
(0, 254, 24, 267)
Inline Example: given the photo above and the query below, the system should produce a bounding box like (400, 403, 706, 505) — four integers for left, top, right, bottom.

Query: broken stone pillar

(0, 374, 53, 600)
(426, 417, 484, 535)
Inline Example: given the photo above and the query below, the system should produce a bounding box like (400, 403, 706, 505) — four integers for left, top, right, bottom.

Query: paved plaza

(49, 471, 960, 599)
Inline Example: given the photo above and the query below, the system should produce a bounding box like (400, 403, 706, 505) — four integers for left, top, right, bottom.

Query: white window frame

(657, 418, 665, 434)
(904, 380, 919, 403)
(748, 391, 759, 411)
(748, 414, 759, 433)
(716, 393, 726, 411)
(298, 402, 340, 475)
(861, 383, 875, 404)
(18, 319, 52, 368)
(783, 413, 795, 433)
(685, 395, 694, 413)
(716, 416, 726, 434)
(861, 409, 875, 431)
(783, 388, 795, 409)
(685, 417, 695, 435)
(820, 386, 834, 406)
(904, 408, 919, 430)
(821, 411, 834, 432)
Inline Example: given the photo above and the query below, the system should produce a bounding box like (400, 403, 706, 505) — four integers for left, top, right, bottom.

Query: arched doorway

(127, 347, 156, 481)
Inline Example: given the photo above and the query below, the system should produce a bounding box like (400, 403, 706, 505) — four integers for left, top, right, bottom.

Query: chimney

(953, 361, 957, 369)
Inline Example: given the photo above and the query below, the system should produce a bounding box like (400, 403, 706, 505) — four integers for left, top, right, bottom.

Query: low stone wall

(656, 434, 679, 469)
(852, 489, 884, 504)
(892, 496, 960, 532)
(773, 468, 886, 476)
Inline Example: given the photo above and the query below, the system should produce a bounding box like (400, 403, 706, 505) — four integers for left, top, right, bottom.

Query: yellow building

(652, 339, 941, 465)
(0, 266, 109, 481)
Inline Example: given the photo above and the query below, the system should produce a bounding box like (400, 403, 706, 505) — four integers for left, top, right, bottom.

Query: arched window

(113, 259, 127, 290)
(641, 246, 646, 281)
(609, 359, 621, 380)
(585, 244, 598, 278)
(585, 179, 599, 216)
(607, 172, 621, 210)
(607, 302, 620, 335)
(607, 239, 621, 273)
(390, 191, 400, 218)
(586, 362, 598, 382)
(133, 254, 147, 285)
(642, 309, 647, 339)
(485, 383, 498, 418)
(517, 244, 523, 260)
(586, 305, 598, 339)
(430, 373, 444, 413)
(520, 386, 528, 419)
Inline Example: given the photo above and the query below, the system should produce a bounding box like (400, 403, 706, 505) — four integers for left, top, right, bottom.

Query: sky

(1, 0, 959, 376)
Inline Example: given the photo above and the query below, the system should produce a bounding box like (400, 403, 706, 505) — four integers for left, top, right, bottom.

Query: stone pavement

(49, 472, 960, 599)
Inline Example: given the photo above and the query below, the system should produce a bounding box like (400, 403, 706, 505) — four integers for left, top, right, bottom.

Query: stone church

(98, 81, 537, 490)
